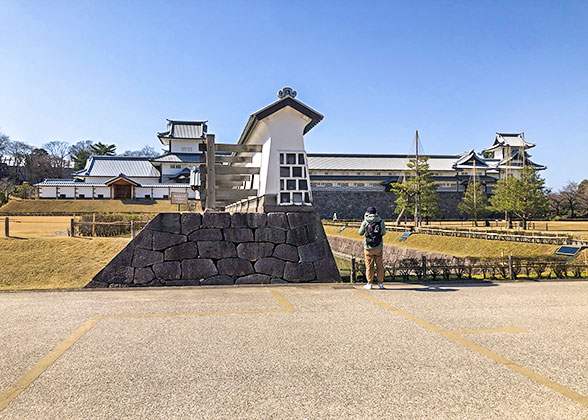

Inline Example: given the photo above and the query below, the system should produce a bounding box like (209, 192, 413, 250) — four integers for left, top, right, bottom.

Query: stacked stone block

(87, 211, 340, 288)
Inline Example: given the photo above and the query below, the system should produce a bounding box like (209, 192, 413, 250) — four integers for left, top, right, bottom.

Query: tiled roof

(307, 154, 460, 172)
(157, 120, 207, 140)
(76, 156, 160, 178)
(34, 180, 106, 187)
(484, 133, 535, 152)
(453, 150, 489, 168)
(150, 153, 202, 163)
(34, 179, 191, 188)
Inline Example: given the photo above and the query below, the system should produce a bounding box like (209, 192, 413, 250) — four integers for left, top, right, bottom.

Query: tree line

(0, 130, 159, 203)
(389, 157, 586, 228)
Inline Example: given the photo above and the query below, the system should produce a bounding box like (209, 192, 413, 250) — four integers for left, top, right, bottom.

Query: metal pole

(414, 130, 419, 228)
(4, 217, 9, 237)
(508, 255, 514, 280)
(350, 257, 357, 283)
(70, 218, 75, 237)
(130, 220, 135, 239)
(422, 255, 427, 281)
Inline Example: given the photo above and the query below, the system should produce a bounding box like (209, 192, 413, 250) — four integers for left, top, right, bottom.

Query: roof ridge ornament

(278, 87, 297, 99)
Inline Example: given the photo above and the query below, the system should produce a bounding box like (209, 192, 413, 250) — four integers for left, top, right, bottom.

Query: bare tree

(548, 191, 564, 217)
(120, 145, 158, 157)
(559, 182, 581, 218)
(43, 140, 71, 178)
(0, 132, 9, 162)
(5, 140, 33, 180)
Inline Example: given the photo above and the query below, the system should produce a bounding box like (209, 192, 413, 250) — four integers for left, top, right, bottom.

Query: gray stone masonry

(87, 210, 341, 287)
(312, 190, 465, 220)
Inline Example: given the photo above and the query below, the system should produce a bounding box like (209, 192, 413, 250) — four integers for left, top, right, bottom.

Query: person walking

(358, 206, 386, 289)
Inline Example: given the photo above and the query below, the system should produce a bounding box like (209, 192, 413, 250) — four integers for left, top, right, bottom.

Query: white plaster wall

(57, 187, 75, 198)
(161, 164, 186, 175)
(170, 140, 202, 153)
(94, 187, 110, 198)
(249, 107, 311, 197)
(39, 186, 57, 198)
(135, 187, 154, 198)
(75, 187, 94, 198)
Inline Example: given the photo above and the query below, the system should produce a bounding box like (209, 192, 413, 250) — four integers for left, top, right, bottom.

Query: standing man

(358, 206, 386, 289)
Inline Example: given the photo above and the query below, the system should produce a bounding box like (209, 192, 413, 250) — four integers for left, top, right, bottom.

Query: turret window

(278, 151, 312, 205)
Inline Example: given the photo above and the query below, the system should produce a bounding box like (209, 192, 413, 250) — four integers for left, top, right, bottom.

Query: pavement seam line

(353, 289, 588, 408)
(450, 327, 528, 334)
(0, 289, 295, 413)
(0, 316, 103, 413)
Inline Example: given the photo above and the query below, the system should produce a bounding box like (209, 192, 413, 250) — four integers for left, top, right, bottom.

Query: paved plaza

(0, 282, 587, 419)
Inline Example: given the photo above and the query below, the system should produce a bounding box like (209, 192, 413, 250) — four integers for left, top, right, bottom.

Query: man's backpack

(365, 221, 383, 247)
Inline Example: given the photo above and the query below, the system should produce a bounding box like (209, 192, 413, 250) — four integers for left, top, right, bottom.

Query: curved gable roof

(238, 96, 324, 144)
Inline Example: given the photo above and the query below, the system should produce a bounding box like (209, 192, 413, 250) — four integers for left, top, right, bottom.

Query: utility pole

(414, 130, 419, 228)
(473, 158, 477, 226)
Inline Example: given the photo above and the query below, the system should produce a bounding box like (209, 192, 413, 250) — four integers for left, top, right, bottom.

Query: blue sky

(0, 0, 586, 189)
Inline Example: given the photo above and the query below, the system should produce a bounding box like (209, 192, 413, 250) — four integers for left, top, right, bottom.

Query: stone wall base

(312, 191, 465, 220)
(86, 210, 341, 288)
(327, 235, 453, 263)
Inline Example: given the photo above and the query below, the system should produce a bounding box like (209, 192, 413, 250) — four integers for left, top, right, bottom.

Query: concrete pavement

(0, 282, 587, 419)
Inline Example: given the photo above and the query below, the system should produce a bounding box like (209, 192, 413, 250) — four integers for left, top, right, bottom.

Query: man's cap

(366, 206, 377, 214)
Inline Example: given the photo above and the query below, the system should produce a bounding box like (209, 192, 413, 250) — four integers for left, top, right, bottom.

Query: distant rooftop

(157, 119, 208, 145)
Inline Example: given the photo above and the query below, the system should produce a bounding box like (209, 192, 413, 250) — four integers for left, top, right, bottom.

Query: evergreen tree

(389, 157, 440, 225)
(490, 167, 549, 229)
(69, 141, 93, 171)
(90, 142, 116, 156)
(458, 181, 489, 225)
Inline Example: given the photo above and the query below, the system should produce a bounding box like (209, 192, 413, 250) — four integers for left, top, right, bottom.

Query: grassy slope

(0, 199, 201, 214)
(323, 224, 560, 258)
(0, 237, 129, 290)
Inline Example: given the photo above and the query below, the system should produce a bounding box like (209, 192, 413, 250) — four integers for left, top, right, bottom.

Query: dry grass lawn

(391, 220, 588, 240)
(0, 216, 72, 238)
(0, 237, 129, 290)
(324, 224, 561, 259)
(0, 199, 200, 214)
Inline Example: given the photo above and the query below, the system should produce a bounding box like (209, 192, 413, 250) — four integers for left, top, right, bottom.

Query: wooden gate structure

(199, 134, 262, 211)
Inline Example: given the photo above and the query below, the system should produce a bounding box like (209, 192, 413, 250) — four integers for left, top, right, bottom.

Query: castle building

(35, 91, 545, 219)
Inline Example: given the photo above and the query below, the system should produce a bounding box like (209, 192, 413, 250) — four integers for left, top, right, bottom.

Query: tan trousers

(364, 248, 384, 284)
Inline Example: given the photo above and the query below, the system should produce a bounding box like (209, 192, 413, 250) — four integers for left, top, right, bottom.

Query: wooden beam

(216, 166, 260, 175)
(205, 134, 216, 210)
(214, 155, 253, 164)
(215, 144, 262, 153)
(216, 189, 258, 201)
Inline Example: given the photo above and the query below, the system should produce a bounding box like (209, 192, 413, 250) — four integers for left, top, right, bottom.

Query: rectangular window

(78, 194, 85, 199)
(145, 194, 151, 199)
(163, 195, 169, 200)
(59, 194, 66, 198)
(97, 194, 104, 199)
(278, 150, 311, 205)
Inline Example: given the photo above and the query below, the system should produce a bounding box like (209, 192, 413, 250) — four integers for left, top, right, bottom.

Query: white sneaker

(363, 283, 372, 290)
(378, 283, 385, 289)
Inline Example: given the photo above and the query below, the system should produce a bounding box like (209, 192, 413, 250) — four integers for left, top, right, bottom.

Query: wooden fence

(324, 221, 584, 246)
(70, 219, 148, 238)
(332, 251, 588, 283)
